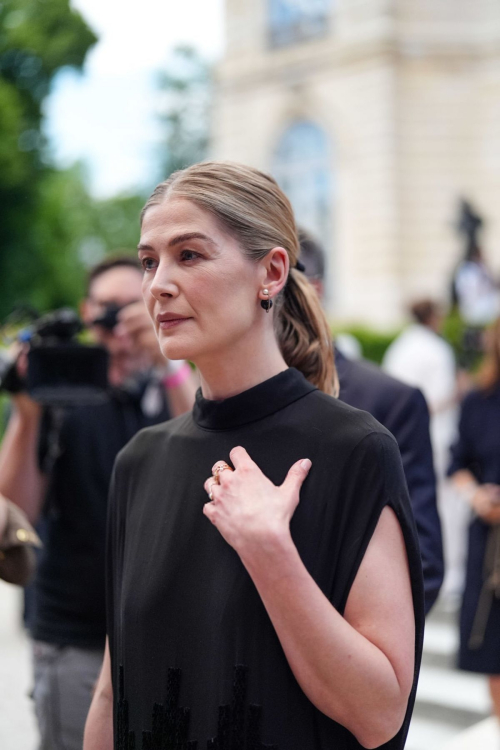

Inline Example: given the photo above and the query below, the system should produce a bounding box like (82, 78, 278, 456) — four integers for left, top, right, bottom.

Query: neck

(195, 322, 288, 401)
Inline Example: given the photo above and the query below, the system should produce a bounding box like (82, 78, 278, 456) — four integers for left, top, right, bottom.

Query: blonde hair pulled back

(141, 161, 337, 396)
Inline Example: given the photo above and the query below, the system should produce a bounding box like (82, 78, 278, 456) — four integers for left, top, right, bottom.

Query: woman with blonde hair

(84, 162, 423, 750)
(449, 317, 500, 717)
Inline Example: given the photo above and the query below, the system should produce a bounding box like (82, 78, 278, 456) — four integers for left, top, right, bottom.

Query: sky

(43, 0, 224, 197)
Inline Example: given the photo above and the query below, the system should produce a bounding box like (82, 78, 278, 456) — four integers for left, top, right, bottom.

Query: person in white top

(383, 300, 456, 468)
(383, 300, 465, 600)
(454, 246, 500, 328)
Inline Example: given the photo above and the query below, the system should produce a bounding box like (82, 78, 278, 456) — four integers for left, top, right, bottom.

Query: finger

(212, 461, 234, 484)
(281, 459, 312, 495)
(212, 460, 232, 475)
(203, 477, 220, 497)
(203, 502, 217, 524)
(229, 446, 254, 469)
(217, 467, 233, 485)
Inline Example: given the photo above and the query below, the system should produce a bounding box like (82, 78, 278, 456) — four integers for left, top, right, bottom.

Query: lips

(156, 312, 191, 330)
(156, 313, 189, 323)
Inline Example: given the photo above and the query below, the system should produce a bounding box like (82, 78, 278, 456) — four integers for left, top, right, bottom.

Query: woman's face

(139, 198, 266, 364)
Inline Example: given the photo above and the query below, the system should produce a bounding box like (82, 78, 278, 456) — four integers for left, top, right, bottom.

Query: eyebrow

(137, 232, 216, 252)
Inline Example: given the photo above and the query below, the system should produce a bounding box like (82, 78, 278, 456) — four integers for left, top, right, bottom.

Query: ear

(258, 247, 289, 301)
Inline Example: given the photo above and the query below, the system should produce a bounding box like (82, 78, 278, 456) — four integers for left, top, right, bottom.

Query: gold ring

(212, 461, 231, 479)
(208, 478, 217, 501)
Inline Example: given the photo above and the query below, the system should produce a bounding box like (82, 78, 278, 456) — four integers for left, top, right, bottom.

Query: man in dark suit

(299, 230, 444, 613)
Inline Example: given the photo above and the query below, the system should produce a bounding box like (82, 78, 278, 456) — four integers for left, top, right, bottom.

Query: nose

(149, 259, 179, 301)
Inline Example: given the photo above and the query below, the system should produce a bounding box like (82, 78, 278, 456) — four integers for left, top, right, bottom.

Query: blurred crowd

(0, 217, 499, 749)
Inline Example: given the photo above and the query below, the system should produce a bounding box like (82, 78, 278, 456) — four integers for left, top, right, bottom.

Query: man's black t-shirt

(33, 382, 170, 648)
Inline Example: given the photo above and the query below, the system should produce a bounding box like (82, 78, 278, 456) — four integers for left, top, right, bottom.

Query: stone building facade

(211, 0, 500, 327)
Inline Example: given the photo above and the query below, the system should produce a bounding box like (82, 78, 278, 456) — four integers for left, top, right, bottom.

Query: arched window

(268, 0, 332, 47)
(272, 121, 332, 250)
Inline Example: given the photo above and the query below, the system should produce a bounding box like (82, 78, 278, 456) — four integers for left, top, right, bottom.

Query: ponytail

(277, 270, 338, 396)
(141, 161, 338, 396)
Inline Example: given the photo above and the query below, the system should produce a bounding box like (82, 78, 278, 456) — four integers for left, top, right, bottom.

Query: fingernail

(301, 459, 312, 470)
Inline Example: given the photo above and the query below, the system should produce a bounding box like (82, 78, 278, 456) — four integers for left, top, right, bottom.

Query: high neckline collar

(192, 367, 316, 431)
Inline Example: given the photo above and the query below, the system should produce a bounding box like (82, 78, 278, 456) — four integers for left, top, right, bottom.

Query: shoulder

(384, 327, 418, 353)
(114, 410, 193, 474)
(422, 330, 456, 362)
(387, 325, 442, 360)
(455, 389, 494, 439)
(360, 357, 416, 395)
(338, 355, 424, 411)
(303, 392, 406, 487)
(461, 387, 485, 411)
(383, 326, 437, 369)
(304, 388, 398, 456)
(347, 426, 402, 473)
(459, 386, 500, 418)
(327, 416, 408, 517)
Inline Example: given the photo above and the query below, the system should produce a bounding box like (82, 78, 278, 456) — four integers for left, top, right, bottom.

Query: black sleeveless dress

(106, 368, 424, 750)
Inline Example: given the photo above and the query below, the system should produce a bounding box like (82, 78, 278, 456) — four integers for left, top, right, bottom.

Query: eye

(141, 257, 158, 271)
(180, 249, 201, 262)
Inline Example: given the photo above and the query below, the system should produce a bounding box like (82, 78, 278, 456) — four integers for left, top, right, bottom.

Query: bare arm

(0, 393, 47, 524)
(84, 638, 113, 750)
(204, 448, 415, 749)
(242, 507, 413, 748)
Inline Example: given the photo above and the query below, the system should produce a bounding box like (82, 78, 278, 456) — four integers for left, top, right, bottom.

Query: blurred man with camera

(0, 255, 197, 750)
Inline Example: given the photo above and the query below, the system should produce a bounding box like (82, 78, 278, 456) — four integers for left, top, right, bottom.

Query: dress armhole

(336, 432, 424, 622)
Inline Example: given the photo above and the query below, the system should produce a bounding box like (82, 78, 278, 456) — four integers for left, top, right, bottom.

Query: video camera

(0, 305, 123, 406)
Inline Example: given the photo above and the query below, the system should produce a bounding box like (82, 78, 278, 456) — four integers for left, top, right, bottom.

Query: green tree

(24, 164, 147, 313)
(158, 45, 212, 178)
(0, 17, 212, 321)
(0, 0, 97, 319)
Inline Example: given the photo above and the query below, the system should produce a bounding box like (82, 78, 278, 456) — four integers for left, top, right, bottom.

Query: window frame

(268, 0, 332, 48)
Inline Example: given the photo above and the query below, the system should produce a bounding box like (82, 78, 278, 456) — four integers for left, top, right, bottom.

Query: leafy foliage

(0, 11, 213, 322)
(6, 164, 147, 314)
(157, 45, 212, 178)
(333, 325, 399, 364)
(0, 0, 98, 319)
